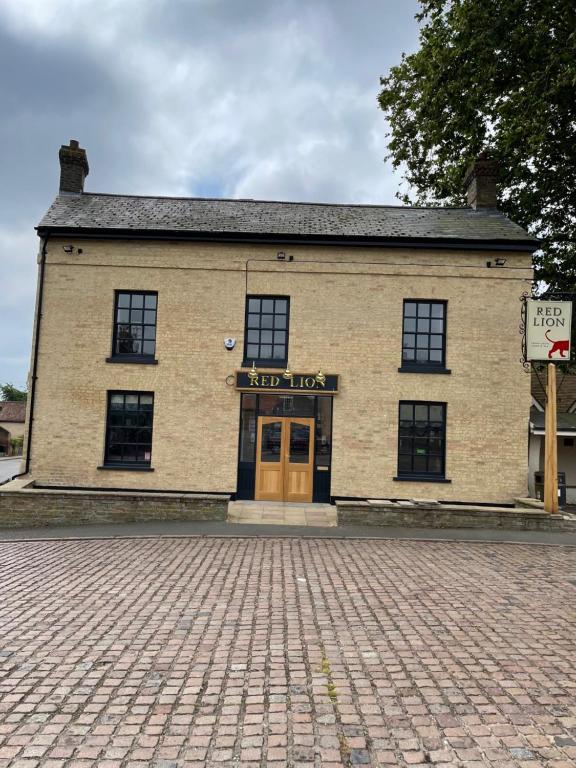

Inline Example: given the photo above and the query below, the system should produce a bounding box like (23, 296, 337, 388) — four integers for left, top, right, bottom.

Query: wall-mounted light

(282, 366, 293, 379)
(248, 362, 259, 383)
(276, 251, 294, 262)
(315, 370, 326, 385)
(62, 245, 74, 254)
(487, 257, 507, 268)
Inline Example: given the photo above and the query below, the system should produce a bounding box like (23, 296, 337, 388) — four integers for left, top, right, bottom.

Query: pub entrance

(237, 393, 333, 502)
(256, 417, 314, 501)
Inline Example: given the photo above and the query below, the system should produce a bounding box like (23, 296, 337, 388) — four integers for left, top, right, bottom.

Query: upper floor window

(112, 291, 157, 360)
(243, 296, 289, 367)
(401, 300, 447, 369)
(104, 391, 154, 467)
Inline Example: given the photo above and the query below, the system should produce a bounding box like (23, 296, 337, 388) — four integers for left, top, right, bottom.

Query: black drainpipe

(12, 234, 49, 480)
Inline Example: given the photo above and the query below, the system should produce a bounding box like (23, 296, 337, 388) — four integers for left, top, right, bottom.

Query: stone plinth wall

(337, 501, 576, 531)
(0, 484, 229, 529)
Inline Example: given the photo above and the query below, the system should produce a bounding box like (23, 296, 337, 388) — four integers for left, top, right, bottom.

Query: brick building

(22, 141, 537, 505)
(0, 401, 26, 455)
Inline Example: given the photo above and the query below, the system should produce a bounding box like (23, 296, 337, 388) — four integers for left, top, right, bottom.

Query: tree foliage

(378, 0, 576, 290)
(0, 384, 27, 402)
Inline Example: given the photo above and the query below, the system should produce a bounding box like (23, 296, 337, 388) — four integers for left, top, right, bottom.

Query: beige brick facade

(24, 236, 532, 504)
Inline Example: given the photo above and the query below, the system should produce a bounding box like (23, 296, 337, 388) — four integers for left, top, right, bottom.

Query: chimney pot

(463, 154, 499, 209)
(58, 140, 89, 194)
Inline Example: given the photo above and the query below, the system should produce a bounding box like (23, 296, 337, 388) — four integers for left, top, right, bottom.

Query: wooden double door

(255, 416, 314, 502)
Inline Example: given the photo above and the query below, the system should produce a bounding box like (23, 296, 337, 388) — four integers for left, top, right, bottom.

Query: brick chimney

(463, 152, 498, 209)
(58, 139, 89, 194)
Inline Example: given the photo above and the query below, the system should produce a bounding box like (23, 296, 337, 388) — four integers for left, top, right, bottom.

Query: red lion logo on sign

(545, 330, 570, 358)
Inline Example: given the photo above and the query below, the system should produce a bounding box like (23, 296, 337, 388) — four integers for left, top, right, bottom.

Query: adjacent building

(0, 402, 26, 456)
(22, 141, 537, 505)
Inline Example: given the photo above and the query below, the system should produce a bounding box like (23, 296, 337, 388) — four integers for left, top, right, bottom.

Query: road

(0, 536, 575, 766)
(0, 457, 22, 484)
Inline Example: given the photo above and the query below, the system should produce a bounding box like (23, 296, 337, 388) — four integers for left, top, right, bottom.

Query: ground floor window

(397, 401, 446, 479)
(105, 391, 154, 466)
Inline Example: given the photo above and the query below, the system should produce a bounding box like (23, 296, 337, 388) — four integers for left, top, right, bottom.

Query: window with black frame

(397, 401, 446, 479)
(401, 300, 447, 369)
(243, 296, 289, 367)
(111, 291, 158, 360)
(104, 392, 154, 467)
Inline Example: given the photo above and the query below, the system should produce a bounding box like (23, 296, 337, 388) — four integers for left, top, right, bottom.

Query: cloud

(0, 0, 420, 384)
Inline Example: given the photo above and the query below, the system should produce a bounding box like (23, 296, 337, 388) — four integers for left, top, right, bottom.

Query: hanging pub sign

(526, 299, 573, 361)
(235, 370, 339, 394)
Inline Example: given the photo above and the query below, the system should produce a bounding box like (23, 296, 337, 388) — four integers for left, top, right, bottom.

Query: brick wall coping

(0, 478, 229, 501)
(336, 499, 563, 519)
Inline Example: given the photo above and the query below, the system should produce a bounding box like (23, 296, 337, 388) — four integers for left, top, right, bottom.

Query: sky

(0, 0, 421, 389)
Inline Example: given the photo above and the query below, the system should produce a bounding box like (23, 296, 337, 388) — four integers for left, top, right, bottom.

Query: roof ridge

(78, 192, 478, 213)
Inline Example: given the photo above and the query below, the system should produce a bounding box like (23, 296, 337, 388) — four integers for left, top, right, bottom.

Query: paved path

(0, 536, 575, 767)
(0, 457, 21, 485)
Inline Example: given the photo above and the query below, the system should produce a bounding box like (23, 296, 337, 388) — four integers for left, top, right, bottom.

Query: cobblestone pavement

(0, 538, 575, 767)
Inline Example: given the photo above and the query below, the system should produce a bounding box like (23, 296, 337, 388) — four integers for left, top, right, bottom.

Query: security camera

(224, 338, 236, 350)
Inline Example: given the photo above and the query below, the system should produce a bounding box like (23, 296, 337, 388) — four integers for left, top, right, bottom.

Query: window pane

(316, 397, 332, 467)
(125, 395, 139, 409)
(247, 330, 259, 343)
(247, 344, 259, 358)
(262, 299, 274, 313)
(111, 394, 124, 408)
(289, 423, 310, 463)
(144, 326, 156, 340)
(261, 330, 273, 344)
(398, 454, 412, 472)
(417, 318, 430, 333)
(429, 405, 443, 421)
(275, 299, 287, 314)
(273, 345, 285, 358)
(140, 394, 153, 407)
(399, 437, 413, 454)
(413, 455, 427, 472)
(260, 345, 272, 358)
(402, 348, 415, 361)
(131, 294, 144, 309)
(274, 331, 286, 344)
(430, 335, 443, 349)
(416, 335, 429, 348)
(415, 404, 428, 421)
(399, 404, 413, 420)
(431, 319, 444, 333)
(261, 422, 281, 462)
(261, 315, 273, 328)
(117, 308, 130, 323)
(248, 298, 260, 312)
(428, 456, 443, 474)
(404, 302, 417, 317)
(106, 391, 153, 466)
(429, 349, 443, 362)
(144, 294, 157, 309)
(131, 309, 143, 323)
(274, 314, 286, 329)
(142, 340, 155, 355)
(144, 310, 156, 324)
(431, 304, 444, 318)
(416, 349, 428, 361)
(117, 293, 131, 308)
(404, 318, 416, 333)
(247, 314, 260, 328)
(131, 325, 143, 338)
(403, 334, 415, 348)
(418, 303, 430, 317)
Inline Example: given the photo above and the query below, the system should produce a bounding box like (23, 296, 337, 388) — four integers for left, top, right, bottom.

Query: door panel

(255, 417, 314, 502)
(284, 418, 314, 502)
(255, 419, 284, 501)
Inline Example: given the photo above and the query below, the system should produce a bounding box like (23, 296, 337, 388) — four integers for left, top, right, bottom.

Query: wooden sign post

(544, 363, 558, 514)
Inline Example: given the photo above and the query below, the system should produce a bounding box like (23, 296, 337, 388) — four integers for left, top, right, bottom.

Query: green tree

(378, 0, 576, 290)
(0, 384, 27, 402)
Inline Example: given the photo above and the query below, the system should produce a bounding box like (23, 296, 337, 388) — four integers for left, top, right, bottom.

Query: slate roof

(37, 193, 537, 246)
(532, 370, 576, 413)
(0, 402, 26, 423)
(530, 408, 576, 433)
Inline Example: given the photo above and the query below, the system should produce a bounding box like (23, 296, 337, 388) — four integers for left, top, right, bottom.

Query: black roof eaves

(35, 226, 540, 252)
